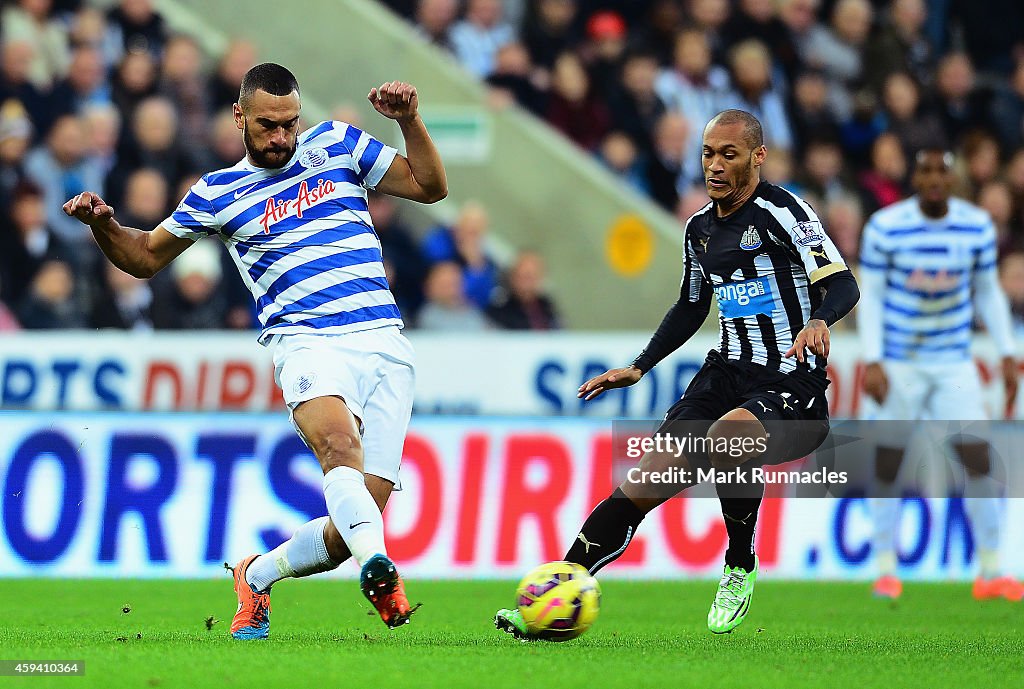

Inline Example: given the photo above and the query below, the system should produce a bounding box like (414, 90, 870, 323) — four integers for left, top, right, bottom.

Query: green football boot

(707, 556, 758, 634)
(494, 608, 537, 641)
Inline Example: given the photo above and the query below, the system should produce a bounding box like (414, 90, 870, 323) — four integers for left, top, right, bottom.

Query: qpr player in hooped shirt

(63, 63, 447, 637)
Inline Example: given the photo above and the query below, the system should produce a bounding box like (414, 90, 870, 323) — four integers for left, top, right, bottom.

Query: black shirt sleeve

(631, 283, 712, 374)
(809, 269, 859, 327)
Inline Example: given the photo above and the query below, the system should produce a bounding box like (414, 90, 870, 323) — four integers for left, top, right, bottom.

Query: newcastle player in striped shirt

(63, 64, 447, 636)
(496, 110, 859, 637)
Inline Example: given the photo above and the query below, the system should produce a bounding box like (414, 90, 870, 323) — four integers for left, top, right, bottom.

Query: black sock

(563, 487, 645, 575)
(718, 480, 763, 572)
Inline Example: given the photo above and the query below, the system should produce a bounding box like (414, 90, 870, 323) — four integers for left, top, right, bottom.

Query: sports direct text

(624, 432, 768, 459)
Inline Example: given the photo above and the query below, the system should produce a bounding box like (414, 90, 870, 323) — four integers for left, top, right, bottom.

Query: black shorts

(657, 350, 831, 468)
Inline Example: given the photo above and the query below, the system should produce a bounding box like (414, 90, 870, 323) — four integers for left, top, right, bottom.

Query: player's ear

(232, 103, 244, 130)
(752, 145, 767, 168)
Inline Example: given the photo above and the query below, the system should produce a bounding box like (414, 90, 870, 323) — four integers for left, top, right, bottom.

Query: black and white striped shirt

(680, 181, 848, 373)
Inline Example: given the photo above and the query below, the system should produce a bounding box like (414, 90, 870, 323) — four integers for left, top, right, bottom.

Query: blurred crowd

(3, 0, 1024, 335)
(383, 0, 1024, 333)
(0, 0, 562, 333)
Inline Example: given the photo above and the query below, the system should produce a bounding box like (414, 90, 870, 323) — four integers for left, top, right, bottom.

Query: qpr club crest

(294, 373, 317, 395)
(739, 225, 762, 250)
(299, 146, 329, 169)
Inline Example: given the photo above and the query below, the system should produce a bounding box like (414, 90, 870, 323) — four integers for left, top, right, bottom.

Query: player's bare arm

(577, 366, 643, 401)
(369, 81, 448, 204)
(862, 362, 889, 405)
(62, 191, 193, 278)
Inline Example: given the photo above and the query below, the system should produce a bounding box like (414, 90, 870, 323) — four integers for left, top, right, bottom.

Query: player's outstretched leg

(229, 555, 271, 639)
(871, 447, 904, 600)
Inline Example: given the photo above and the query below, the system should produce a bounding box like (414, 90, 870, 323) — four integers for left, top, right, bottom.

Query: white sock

(964, 473, 1002, 578)
(872, 480, 900, 575)
(322, 466, 386, 567)
(246, 516, 338, 592)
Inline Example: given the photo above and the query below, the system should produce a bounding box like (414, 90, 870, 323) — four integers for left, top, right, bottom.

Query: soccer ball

(515, 561, 601, 641)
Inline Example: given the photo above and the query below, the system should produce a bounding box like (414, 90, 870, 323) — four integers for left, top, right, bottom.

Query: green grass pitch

(0, 578, 1020, 688)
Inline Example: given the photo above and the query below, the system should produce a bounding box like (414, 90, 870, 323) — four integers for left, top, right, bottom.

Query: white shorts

(872, 359, 988, 422)
(272, 326, 415, 488)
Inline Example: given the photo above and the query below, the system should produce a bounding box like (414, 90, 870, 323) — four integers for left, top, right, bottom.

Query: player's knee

(312, 430, 363, 472)
(706, 417, 766, 470)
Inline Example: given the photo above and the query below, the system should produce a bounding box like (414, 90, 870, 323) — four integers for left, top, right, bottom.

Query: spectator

(991, 58, 1024, 154)
(0, 98, 33, 205)
(544, 51, 610, 151)
(107, 96, 196, 206)
(803, 0, 873, 120)
(862, 0, 933, 94)
(720, 39, 793, 152)
(607, 51, 666, 157)
(632, 0, 689, 66)
(422, 201, 501, 309)
(977, 181, 1019, 255)
(1000, 252, 1024, 336)
(580, 10, 627, 99)
(151, 239, 228, 329)
(521, 0, 578, 71)
(879, 71, 947, 156)
(776, 0, 821, 82)
(655, 28, 729, 188)
(117, 167, 168, 228)
(823, 193, 863, 267)
(1005, 148, 1024, 230)
(414, 0, 459, 52)
(105, 0, 166, 60)
(67, 7, 120, 67)
(645, 111, 688, 212)
(761, 148, 796, 191)
(596, 131, 646, 195)
(0, 39, 56, 137)
(449, 0, 515, 78)
(930, 52, 992, 147)
(110, 48, 157, 117)
(721, 0, 796, 80)
(90, 260, 152, 330)
(208, 39, 257, 111)
(80, 102, 120, 177)
(0, 180, 75, 305)
(960, 131, 1001, 201)
(159, 34, 210, 158)
(946, 0, 1024, 76)
(16, 259, 85, 328)
(416, 261, 490, 330)
(24, 113, 105, 246)
(487, 250, 560, 330)
(1, 0, 71, 90)
(797, 137, 848, 204)
(205, 108, 246, 169)
(858, 131, 908, 214)
(63, 45, 111, 111)
(485, 41, 547, 116)
(788, 69, 841, 155)
(368, 191, 428, 318)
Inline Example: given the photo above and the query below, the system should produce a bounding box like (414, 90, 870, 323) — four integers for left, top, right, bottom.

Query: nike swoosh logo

(348, 521, 370, 529)
(234, 183, 259, 199)
(537, 597, 563, 622)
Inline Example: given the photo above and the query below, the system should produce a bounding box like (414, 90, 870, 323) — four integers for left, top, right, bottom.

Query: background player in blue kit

(859, 148, 1022, 602)
(63, 63, 447, 636)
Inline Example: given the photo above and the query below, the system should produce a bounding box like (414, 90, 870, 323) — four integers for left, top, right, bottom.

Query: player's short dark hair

(238, 63, 299, 109)
(707, 109, 764, 150)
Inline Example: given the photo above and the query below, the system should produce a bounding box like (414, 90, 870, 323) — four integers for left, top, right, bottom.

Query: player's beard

(242, 121, 295, 169)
